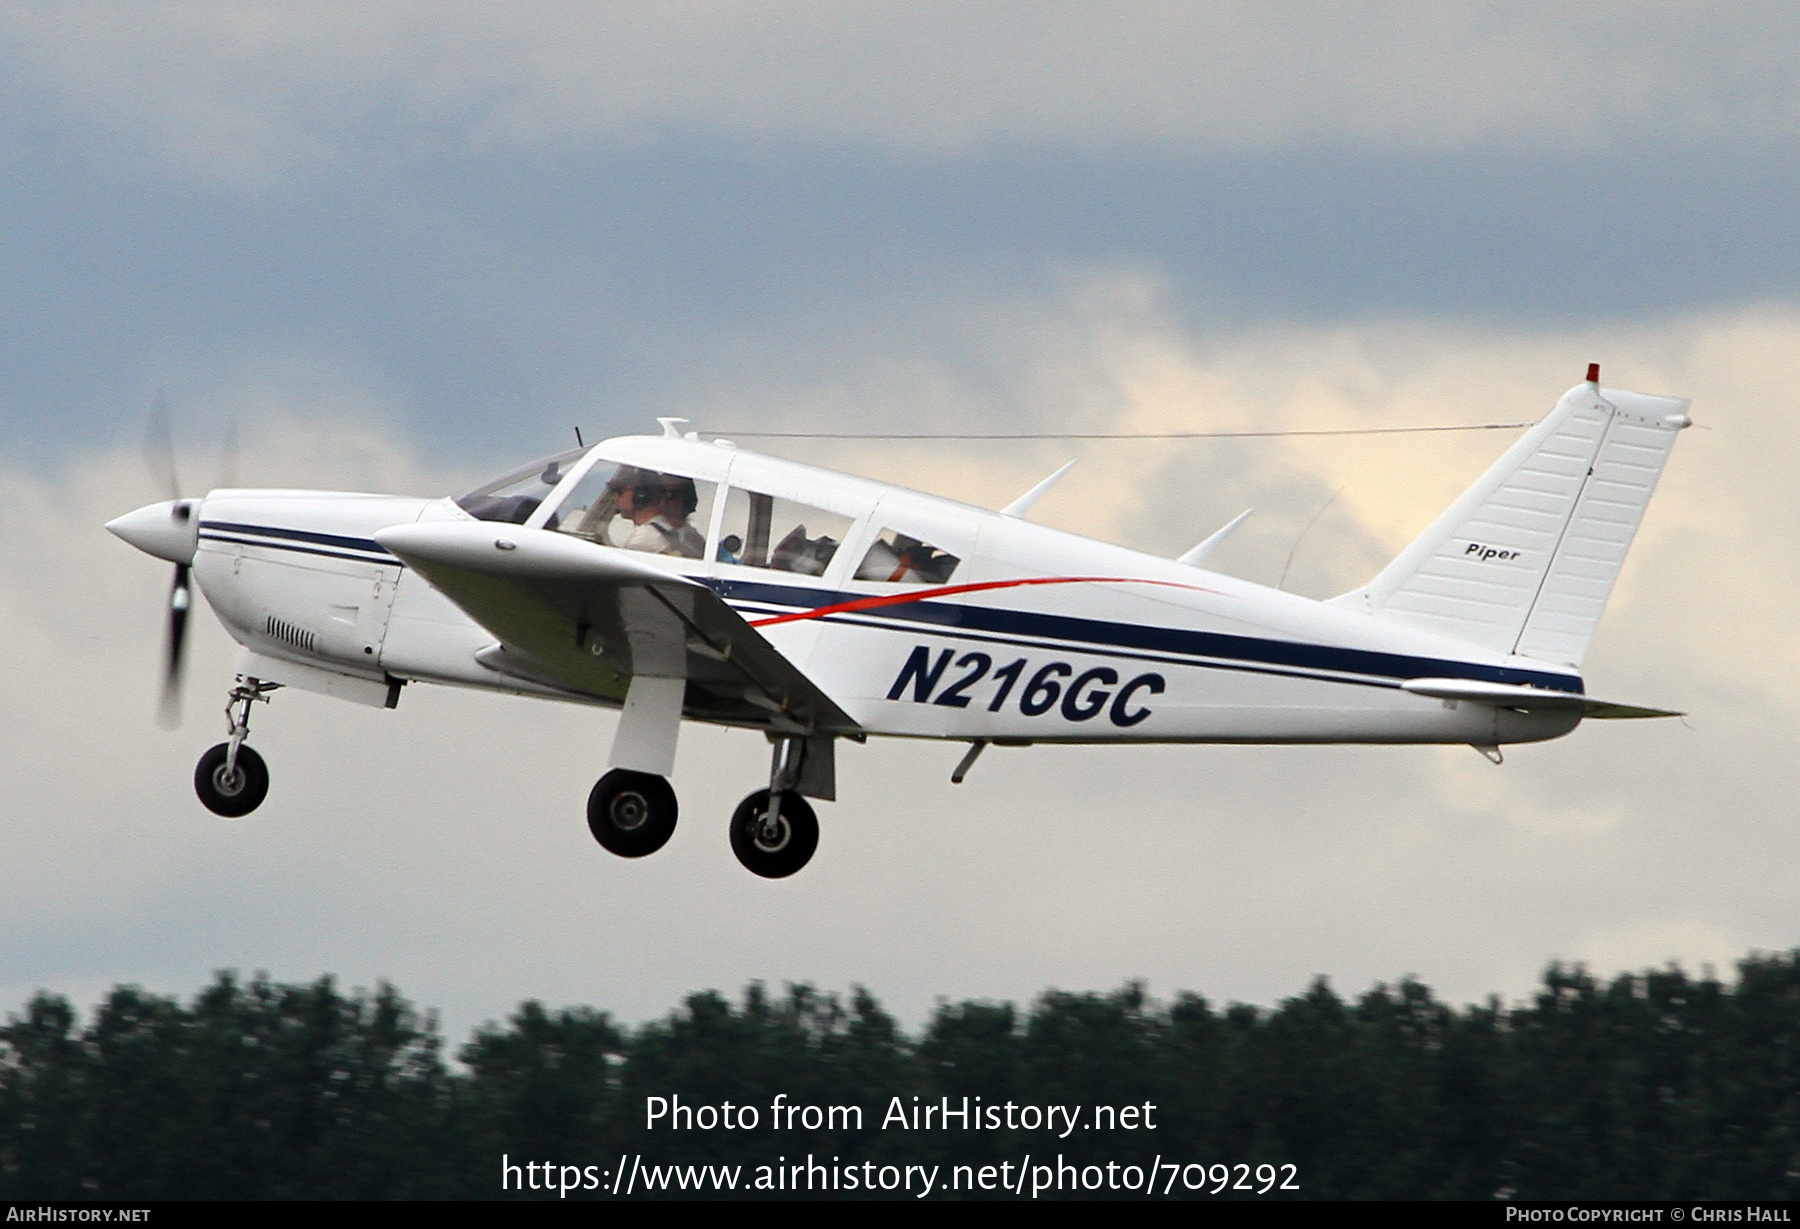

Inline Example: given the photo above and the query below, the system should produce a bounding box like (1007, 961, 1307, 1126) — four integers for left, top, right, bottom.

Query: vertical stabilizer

(1333, 374, 1690, 668)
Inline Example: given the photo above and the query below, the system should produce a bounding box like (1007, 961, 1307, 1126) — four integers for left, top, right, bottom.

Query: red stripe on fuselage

(745, 575, 1223, 628)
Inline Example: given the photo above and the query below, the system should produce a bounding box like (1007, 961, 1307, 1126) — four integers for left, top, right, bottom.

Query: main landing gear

(583, 734, 825, 878)
(194, 678, 278, 817)
(729, 789, 818, 879)
(587, 769, 678, 857)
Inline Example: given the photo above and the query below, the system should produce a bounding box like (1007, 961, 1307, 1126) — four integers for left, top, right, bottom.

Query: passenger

(790, 535, 837, 576)
(770, 526, 839, 574)
(880, 535, 934, 582)
(855, 538, 905, 582)
(889, 536, 934, 582)
(908, 540, 958, 584)
(856, 533, 957, 584)
(770, 525, 810, 572)
(620, 474, 705, 558)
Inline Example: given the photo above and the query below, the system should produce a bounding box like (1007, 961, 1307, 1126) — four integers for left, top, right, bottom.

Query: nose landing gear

(194, 743, 268, 817)
(194, 678, 278, 817)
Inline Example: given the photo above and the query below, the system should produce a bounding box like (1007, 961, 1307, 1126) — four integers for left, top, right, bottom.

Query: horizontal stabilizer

(1400, 677, 1680, 719)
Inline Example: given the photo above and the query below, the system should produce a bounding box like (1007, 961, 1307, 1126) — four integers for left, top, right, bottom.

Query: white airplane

(107, 366, 1689, 877)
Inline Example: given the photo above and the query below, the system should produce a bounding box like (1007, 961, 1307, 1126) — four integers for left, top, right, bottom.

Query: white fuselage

(185, 435, 1584, 749)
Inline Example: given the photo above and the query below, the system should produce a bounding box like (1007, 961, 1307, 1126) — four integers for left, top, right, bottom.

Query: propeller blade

(143, 386, 182, 504)
(217, 417, 240, 491)
(157, 562, 191, 729)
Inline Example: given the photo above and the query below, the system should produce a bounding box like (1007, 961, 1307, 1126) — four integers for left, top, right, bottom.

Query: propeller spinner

(106, 391, 233, 728)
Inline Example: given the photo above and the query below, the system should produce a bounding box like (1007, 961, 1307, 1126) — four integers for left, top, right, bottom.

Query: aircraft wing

(1399, 678, 1681, 719)
(374, 521, 859, 735)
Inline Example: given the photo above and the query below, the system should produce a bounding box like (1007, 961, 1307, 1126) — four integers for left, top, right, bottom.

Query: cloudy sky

(4, 2, 1798, 1042)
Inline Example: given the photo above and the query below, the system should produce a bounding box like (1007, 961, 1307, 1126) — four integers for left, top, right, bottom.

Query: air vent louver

(265, 614, 317, 653)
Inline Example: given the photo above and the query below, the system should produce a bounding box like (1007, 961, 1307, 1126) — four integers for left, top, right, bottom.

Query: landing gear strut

(194, 678, 278, 817)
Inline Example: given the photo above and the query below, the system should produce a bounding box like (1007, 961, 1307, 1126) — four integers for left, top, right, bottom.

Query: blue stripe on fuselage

(186, 529, 1580, 695)
(707, 576, 1583, 693)
(199, 520, 401, 565)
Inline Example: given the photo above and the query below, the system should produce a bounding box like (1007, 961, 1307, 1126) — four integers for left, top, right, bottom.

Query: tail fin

(1332, 370, 1690, 668)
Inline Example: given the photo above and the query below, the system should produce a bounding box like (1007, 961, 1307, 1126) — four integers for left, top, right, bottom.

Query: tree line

(6, 953, 1800, 1200)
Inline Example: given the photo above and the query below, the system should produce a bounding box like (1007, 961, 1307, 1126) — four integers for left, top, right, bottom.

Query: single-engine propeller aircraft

(108, 366, 1689, 877)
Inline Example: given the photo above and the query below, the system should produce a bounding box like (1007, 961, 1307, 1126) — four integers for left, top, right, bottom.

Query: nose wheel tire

(587, 769, 678, 857)
(729, 789, 819, 878)
(194, 743, 269, 817)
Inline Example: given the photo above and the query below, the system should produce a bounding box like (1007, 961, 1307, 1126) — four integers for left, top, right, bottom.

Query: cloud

(6, 2, 1800, 186)
(3, 0, 1793, 1050)
(6, 294, 1796, 1044)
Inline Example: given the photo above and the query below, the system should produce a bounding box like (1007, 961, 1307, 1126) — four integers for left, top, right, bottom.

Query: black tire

(729, 789, 819, 879)
(587, 769, 678, 857)
(194, 742, 269, 817)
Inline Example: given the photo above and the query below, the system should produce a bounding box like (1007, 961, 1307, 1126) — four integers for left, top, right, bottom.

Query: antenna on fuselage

(1276, 487, 1343, 592)
(1001, 459, 1077, 518)
(574, 426, 584, 447)
(1178, 508, 1254, 567)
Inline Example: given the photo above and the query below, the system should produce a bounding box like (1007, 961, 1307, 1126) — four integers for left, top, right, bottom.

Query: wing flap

(375, 521, 858, 733)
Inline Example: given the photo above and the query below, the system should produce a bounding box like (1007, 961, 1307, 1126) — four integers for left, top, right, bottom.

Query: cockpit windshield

(454, 448, 588, 524)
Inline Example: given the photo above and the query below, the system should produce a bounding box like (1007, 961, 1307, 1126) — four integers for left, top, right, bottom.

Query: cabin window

(454, 448, 587, 525)
(549, 462, 717, 560)
(854, 529, 961, 585)
(717, 487, 853, 576)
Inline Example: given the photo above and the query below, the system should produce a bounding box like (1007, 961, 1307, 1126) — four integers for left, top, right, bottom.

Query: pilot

(618, 473, 705, 558)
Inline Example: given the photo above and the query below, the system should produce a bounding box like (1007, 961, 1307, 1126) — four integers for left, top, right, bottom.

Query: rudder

(1332, 369, 1690, 668)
